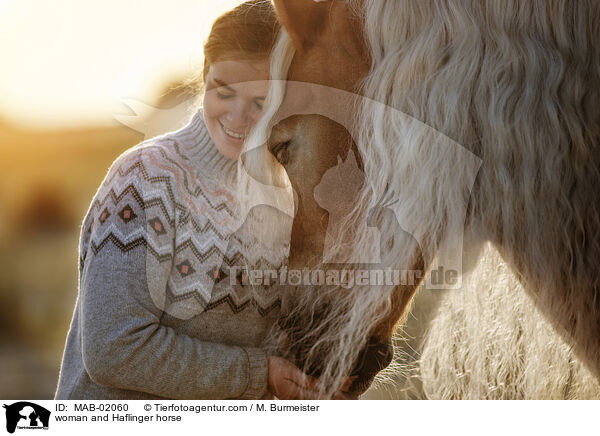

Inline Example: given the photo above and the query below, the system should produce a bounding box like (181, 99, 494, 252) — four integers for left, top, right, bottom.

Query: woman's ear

(273, 0, 332, 52)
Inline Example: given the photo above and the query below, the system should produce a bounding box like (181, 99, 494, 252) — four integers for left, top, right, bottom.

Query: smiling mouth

(219, 121, 248, 140)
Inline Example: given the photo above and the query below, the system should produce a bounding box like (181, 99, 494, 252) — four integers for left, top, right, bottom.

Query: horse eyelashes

(272, 141, 291, 165)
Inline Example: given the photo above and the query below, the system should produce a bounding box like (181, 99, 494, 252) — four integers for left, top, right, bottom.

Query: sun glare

(0, 0, 240, 129)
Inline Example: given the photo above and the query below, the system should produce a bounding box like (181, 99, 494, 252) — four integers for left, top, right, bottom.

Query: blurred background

(0, 0, 241, 398)
(0, 0, 420, 401)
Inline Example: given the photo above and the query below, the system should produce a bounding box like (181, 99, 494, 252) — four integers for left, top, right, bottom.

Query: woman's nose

(224, 100, 254, 127)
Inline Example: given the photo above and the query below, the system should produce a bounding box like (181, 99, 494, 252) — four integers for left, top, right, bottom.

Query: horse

(242, 0, 600, 398)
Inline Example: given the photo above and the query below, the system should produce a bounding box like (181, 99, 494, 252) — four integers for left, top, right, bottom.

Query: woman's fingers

(267, 356, 360, 400)
(268, 356, 322, 399)
(332, 390, 359, 400)
(282, 364, 327, 399)
(279, 379, 325, 400)
(340, 375, 358, 392)
(286, 369, 322, 391)
(276, 356, 323, 391)
(280, 376, 359, 400)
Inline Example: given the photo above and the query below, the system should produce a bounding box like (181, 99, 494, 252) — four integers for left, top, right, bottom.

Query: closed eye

(271, 141, 291, 165)
(217, 91, 234, 99)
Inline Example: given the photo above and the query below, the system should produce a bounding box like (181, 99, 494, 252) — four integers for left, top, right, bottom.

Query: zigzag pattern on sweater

(81, 186, 284, 272)
(165, 284, 281, 317)
(79, 137, 285, 318)
(98, 143, 237, 222)
(87, 180, 245, 248)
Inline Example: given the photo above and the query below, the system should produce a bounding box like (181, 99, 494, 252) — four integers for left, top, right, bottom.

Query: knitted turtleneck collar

(170, 107, 238, 187)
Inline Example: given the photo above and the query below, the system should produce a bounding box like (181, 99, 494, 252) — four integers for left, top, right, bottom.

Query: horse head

(260, 0, 423, 395)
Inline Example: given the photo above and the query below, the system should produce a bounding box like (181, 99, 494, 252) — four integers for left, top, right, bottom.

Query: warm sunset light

(0, 0, 240, 128)
(0, 1, 245, 401)
(2, 0, 598, 414)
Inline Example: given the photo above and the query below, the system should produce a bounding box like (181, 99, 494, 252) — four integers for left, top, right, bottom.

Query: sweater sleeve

(78, 146, 268, 399)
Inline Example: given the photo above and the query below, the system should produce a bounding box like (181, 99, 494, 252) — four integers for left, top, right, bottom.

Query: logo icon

(3, 402, 50, 434)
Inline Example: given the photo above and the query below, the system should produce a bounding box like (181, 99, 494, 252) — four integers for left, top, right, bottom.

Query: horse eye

(272, 141, 291, 165)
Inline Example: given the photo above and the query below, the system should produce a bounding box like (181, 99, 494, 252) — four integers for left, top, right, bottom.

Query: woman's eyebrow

(213, 78, 235, 92)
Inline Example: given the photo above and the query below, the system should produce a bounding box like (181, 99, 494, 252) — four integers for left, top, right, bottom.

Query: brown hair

(202, 0, 280, 82)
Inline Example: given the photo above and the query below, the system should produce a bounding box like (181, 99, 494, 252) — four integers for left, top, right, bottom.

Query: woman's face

(203, 59, 270, 159)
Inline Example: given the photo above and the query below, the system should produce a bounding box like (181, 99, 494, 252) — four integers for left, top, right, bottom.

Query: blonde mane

(247, 0, 600, 397)
(348, 0, 599, 397)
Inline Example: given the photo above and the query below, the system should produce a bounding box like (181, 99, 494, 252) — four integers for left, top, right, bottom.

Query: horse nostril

(350, 337, 394, 378)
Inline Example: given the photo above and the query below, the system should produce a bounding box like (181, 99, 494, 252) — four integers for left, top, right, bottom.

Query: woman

(55, 0, 352, 400)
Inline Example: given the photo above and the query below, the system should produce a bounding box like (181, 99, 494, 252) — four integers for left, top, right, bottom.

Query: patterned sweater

(55, 109, 291, 400)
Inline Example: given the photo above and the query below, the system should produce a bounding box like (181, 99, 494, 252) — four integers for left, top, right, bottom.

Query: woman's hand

(267, 356, 358, 400)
